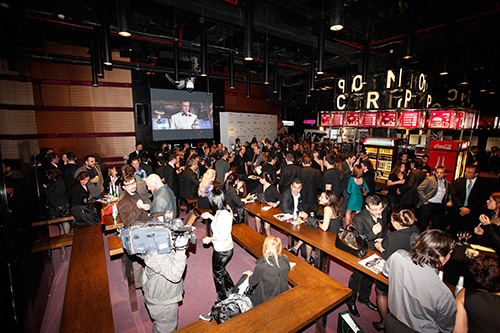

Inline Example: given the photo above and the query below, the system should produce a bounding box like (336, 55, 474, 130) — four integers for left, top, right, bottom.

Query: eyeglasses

(123, 181, 137, 187)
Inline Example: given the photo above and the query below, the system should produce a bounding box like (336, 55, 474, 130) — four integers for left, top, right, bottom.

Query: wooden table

(245, 201, 388, 284)
(179, 223, 352, 332)
(60, 225, 114, 332)
(104, 214, 123, 231)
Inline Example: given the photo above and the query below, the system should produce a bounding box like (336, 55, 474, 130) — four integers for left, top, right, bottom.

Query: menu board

(345, 112, 360, 127)
(400, 111, 420, 128)
(429, 110, 456, 129)
(464, 113, 475, 129)
(379, 111, 397, 128)
(332, 113, 344, 127)
(455, 111, 465, 129)
(362, 112, 378, 127)
(320, 113, 331, 126)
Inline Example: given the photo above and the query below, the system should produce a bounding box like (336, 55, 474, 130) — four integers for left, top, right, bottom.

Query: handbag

(335, 228, 368, 258)
(305, 216, 320, 229)
(210, 293, 253, 324)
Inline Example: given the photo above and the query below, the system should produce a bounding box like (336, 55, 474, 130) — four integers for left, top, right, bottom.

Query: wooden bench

(60, 225, 114, 332)
(31, 215, 74, 227)
(31, 233, 74, 253)
(178, 224, 352, 332)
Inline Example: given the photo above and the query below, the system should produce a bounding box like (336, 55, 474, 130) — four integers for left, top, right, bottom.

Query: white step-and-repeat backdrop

(219, 112, 277, 151)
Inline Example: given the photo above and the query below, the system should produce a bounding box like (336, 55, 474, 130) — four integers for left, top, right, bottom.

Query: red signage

(320, 113, 330, 126)
(430, 140, 459, 151)
(461, 141, 469, 150)
(400, 111, 420, 128)
(303, 119, 316, 125)
(464, 113, 475, 129)
(345, 112, 360, 127)
(332, 113, 344, 127)
(379, 112, 397, 128)
(362, 112, 378, 127)
(428, 110, 456, 129)
(455, 111, 465, 129)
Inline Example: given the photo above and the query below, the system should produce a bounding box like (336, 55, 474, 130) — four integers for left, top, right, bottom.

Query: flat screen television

(150, 88, 214, 141)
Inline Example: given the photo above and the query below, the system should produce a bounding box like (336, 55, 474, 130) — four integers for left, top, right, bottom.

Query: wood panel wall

(0, 43, 135, 168)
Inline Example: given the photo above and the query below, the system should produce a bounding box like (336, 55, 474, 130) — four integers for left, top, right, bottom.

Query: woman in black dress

(386, 162, 407, 214)
(317, 190, 343, 234)
(254, 172, 281, 237)
(361, 159, 376, 196)
(223, 173, 256, 223)
(71, 171, 91, 206)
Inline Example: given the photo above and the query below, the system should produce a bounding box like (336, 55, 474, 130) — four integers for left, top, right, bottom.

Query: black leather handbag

(335, 228, 368, 258)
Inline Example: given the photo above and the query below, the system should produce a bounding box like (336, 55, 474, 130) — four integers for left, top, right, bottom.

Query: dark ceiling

(0, 0, 499, 112)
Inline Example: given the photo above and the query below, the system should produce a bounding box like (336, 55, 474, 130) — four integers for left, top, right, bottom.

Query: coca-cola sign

(430, 140, 459, 151)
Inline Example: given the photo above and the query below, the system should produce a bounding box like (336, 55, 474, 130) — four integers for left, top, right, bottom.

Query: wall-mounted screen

(151, 88, 214, 141)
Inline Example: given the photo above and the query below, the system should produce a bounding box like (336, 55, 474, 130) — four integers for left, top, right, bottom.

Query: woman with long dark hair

(474, 192, 500, 255)
(386, 162, 407, 213)
(201, 188, 235, 301)
(254, 172, 280, 236)
(317, 190, 343, 234)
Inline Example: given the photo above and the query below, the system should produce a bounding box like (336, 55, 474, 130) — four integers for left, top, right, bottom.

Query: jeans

(212, 249, 235, 301)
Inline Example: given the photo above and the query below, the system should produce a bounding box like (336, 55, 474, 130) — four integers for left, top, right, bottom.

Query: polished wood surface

(104, 214, 124, 231)
(60, 225, 114, 332)
(32, 215, 74, 227)
(245, 201, 388, 284)
(178, 223, 352, 332)
(31, 233, 74, 253)
(108, 235, 124, 256)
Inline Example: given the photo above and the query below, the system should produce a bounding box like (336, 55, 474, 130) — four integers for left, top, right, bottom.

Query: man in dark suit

(279, 179, 311, 262)
(163, 153, 180, 199)
(63, 152, 79, 199)
(278, 153, 301, 194)
(179, 159, 199, 200)
(416, 166, 451, 232)
(323, 155, 342, 199)
(447, 165, 489, 233)
(214, 150, 230, 184)
(398, 158, 426, 209)
(347, 195, 387, 318)
(262, 153, 278, 184)
(299, 155, 322, 213)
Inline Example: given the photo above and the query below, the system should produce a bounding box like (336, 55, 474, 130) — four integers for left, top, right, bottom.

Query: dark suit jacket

(71, 185, 90, 206)
(279, 163, 301, 193)
(117, 191, 151, 226)
(163, 164, 179, 198)
(323, 167, 342, 199)
(340, 161, 352, 192)
(262, 163, 277, 184)
(299, 166, 322, 211)
(279, 189, 303, 215)
(63, 163, 79, 196)
(399, 169, 426, 205)
(450, 177, 489, 212)
(351, 209, 388, 250)
(179, 168, 199, 199)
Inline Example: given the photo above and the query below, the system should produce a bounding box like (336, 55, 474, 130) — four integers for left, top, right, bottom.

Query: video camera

(120, 217, 196, 255)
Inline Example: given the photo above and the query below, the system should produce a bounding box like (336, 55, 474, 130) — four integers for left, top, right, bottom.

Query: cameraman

(142, 234, 189, 332)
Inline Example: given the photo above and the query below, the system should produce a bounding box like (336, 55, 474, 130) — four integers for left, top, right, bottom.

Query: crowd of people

(3, 135, 500, 332)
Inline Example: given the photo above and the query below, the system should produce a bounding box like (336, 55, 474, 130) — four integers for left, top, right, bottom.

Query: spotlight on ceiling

(440, 71, 448, 76)
(116, 0, 131, 37)
(330, 0, 344, 31)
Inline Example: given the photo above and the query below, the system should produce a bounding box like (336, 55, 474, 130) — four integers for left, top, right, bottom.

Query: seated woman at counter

(454, 255, 500, 333)
(223, 173, 256, 224)
(243, 235, 290, 306)
(317, 190, 342, 233)
(474, 192, 500, 256)
(198, 169, 216, 210)
(254, 172, 281, 237)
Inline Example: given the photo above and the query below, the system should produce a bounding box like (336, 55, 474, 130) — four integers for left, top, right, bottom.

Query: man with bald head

(146, 174, 177, 219)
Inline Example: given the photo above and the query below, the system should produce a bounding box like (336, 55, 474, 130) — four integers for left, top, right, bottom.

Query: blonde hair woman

(243, 235, 290, 306)
(198, 169, 216, 197)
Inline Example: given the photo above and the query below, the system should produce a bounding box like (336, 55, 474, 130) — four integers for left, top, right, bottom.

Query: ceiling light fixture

(244, 0, 254, 61)
(317, 2, 325, 74)
(229, 50, 235, 89)
(200, 18, 207, 77)
(116, 0, 131, 37)
(264, 37, 269, 84)
(402, 0, 416, 60)
(100, 0, 112, 66)
(330, 0, 344, 31)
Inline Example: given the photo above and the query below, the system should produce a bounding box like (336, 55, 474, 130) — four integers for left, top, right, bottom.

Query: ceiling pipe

(273, 57, 278, 93)
(264, 37, 269, 84)
(173, 35, 179, 83)
(317, 15, 325, 75)
(244, 0, 254, 61)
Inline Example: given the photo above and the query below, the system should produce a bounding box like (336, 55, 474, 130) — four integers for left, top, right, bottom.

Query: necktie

(464, 180, 472, 206)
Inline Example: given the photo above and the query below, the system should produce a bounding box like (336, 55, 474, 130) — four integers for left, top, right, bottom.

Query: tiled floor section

(40, 213, 380, 332)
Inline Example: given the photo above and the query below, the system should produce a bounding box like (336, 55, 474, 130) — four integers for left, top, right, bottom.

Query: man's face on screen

(181, 102, 190, 114)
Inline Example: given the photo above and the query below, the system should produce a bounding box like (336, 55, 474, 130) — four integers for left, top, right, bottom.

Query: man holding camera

(142, 234, 189, 332)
